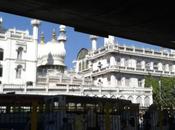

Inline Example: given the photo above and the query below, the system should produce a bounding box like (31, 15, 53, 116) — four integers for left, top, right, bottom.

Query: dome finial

(52, 28, 57, 42)
(59, 25, 66, 32)
(40, 32, 45, 44)
(58, 25, 67, 42)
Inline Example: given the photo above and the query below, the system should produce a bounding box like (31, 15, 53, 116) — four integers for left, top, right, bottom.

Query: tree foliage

(145, 75, 175, 108)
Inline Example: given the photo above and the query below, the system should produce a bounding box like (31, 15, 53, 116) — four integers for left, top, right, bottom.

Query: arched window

(136, 96, 142, 106)
(0, 65, 2, 77)
(16, 65, 22, 79)
(144, 96, 150, 107)
(17, 47, 23, 60)
(102, 95, 107, 98)
(86, 60, 88, 69)
(111, 95, 116, 98)
(128, 96, 133, 102)
(82, 61, 85, 70)
(120, 96, 125, 99)
(0, 48, 3, 60)
(120, 58, 125, 67)
(138, 79, 143, 87)
(79, 62, 82, 71)
(110, 56, 116, 66)
(97, 79, 103, 86)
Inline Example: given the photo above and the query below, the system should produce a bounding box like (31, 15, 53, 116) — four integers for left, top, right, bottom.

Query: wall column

(158, 62, 163, 71)
(121, 77, 125, 87)
(110, 74, 116, 87)
(141, 61, 145, 69)
(172, 65, 175, 72)
(120, 58, 125, 67)
(110, 56, 116, 67)
(150, 62, 154, 70)
(165, 64, 169, 72)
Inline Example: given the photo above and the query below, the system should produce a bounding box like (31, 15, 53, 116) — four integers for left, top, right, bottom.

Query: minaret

(58, 25, 67, 55)
(90, 35, 98, 51)
(31, 19, 41, 85)
(57, 25, 67, 72)
(40, 32, 45, 44)
(31, 19, 41, 41)
(58, 25, 67, 42)
(52, 29, 57, 42)
(58, 25, 67, 49)
(31, 19, 41, 60)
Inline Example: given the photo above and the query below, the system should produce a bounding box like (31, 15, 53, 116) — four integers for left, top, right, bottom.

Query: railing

(1, 83, 152, 107)
(37, 77, 47, 83)
(2, 84, 152, 94)
(92, 65, 174, 77)
(2, 84, 25, 89)
(5, 30, 32, 41)
(88, 44, 175, 60)
(37, 74, 93, 86)
(0, 33, 5, 39)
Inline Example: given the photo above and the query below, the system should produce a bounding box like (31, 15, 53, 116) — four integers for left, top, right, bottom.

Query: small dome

(38, 38, 66, 66)
(46, 39, 66, 58)
(38, 27, 67, 67)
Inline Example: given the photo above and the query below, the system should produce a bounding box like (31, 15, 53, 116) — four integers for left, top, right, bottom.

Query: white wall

(0, 29, 37, 85)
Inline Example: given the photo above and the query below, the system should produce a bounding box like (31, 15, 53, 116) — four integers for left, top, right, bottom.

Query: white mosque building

(1, 18, 175, 107)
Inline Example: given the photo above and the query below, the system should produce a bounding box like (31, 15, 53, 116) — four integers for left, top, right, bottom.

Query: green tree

(145, 75, 175, 108)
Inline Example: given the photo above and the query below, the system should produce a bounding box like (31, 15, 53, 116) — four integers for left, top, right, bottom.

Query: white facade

(0, 18, 92, 97)
(1, 18, 174, 107)
(0, 21, 38, 86)
(75, 35, 175, 107)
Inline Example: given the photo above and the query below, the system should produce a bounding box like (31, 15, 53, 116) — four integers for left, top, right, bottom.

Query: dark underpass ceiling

(0, 0, 175, 49)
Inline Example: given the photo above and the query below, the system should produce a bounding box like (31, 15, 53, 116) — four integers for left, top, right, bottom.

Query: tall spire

(52, 28, 57, 42)
(58, 25, 67, 42)
(40, 32, 45, 44)
(90, 35, 98, 51)
(31, 19, 41, 40)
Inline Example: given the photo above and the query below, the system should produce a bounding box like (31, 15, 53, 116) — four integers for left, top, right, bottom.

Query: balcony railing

(1, 83, 152, 107)
(1, 84, 152, 95)
(88, 44, 175, 60)
(92, 65, 174, 77)
(36, 75, 93, 86)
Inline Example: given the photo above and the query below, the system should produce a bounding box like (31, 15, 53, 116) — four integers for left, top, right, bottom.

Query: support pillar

(31, 101, 38, 130)
(104, 103, 112, 130)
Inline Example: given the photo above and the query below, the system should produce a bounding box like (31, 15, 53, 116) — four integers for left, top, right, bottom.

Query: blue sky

(0, 12, 162, 69)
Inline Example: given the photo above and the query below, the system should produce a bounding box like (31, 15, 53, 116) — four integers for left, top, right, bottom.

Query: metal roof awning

(0, 1, 175, 48)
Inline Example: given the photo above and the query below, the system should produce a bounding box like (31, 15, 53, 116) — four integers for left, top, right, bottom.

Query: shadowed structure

(0, 1, 175, 48)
